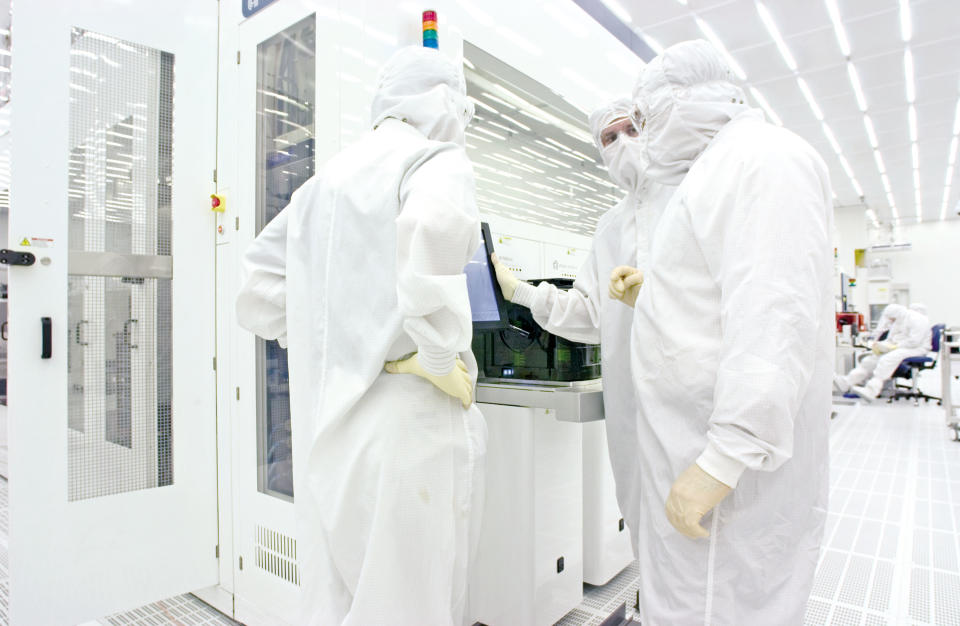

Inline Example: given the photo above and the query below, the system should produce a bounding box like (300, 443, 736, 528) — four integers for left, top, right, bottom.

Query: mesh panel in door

(66, 28, 173, 501)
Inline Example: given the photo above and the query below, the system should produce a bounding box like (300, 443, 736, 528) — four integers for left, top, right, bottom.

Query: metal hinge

(235, 216, 240, 231)
(213, 168, 217, 183)
(236, 386, 240, 401)
(215, 544, 220, 559)
(237, 50, 241, 64)
(213, 357, 217, 371)
(239, 556, 244, 570)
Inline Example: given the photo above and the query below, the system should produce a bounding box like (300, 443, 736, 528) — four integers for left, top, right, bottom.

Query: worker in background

(490, 98, 674, 551)
(835, 302, 932, 400)
(235, 46, 485, 625)
(909, 302, 929, 317)
(609, 40, 833, 624)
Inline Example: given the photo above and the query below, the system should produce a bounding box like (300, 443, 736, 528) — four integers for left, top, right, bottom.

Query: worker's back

(282, 117, 476, 446)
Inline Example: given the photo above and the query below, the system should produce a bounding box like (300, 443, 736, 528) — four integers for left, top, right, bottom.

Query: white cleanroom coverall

(843, 306, 932, 397)
(628, 40, 834, 624)
(236, 47, 485, 626)
(508, 98, 674, 552)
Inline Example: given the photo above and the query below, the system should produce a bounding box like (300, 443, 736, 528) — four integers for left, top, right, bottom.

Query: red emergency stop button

(211, 193, 225, 212)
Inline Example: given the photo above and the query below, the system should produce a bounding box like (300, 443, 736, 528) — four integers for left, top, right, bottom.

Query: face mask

(602, 136, 648, 193)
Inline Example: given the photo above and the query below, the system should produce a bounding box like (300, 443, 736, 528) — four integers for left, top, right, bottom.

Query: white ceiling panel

(755, 1, 831, 39)
(845, 9, 901, 59)
(913, 0, 960, 43)
(729, 41, 785, 83)
(807, 65, 862, 117)
(697, 0, 769, 51)
(777, 28, 845, 75)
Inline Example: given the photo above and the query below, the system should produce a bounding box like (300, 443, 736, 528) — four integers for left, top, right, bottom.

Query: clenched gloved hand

(665, 463, 732, 539)
(491, 253, 521, 301)
(609, 265, 644, 308)
(384, 353, 474, 408)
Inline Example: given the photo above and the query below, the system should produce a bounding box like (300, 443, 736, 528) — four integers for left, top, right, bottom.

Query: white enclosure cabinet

(469, 404, 584, 626)
(8, 1, 219, 623)
(582, 420, 633, 585)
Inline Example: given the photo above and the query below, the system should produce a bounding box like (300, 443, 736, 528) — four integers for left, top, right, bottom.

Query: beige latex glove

(384, 353, 473, 408)
(872, 340, 897, 355)
(490, 253, 520, 301)
(665, 463, 733, 539)
(608, 265, 644, 308)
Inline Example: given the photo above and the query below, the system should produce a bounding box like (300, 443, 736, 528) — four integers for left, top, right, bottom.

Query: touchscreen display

(465, 237, 503, 323)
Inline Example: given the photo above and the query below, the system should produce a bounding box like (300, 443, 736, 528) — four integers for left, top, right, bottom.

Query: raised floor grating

(1, 400, 959, 625)
(804, 402, 960, 626)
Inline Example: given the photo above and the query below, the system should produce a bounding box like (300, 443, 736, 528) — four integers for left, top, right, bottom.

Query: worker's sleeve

(695, 144, 831, 488)
(397, 147, 481, 376)
(236, 208, 290, 348)
(511, 249, 602, 344)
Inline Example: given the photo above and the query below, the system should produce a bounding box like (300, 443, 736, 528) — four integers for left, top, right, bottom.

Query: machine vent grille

(255, 525, 300, 586)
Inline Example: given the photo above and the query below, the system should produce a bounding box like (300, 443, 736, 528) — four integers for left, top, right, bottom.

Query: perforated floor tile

(563, 560, 641, 624)
(2, 401, 959, 625)
(804, 403, 960, 626)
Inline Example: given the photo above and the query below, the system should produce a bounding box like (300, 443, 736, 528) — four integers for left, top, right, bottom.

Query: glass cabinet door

(255, 15, 315, 499)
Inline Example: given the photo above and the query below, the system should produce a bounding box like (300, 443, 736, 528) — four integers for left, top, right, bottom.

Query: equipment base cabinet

(582, 420, 633, 585)
(469, 403, 584, 626)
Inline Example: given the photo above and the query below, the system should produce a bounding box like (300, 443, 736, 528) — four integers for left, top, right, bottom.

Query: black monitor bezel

(471, 221, 512, 331)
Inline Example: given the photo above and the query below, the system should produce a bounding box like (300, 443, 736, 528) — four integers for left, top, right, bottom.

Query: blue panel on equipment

(242, 0, 280, 18)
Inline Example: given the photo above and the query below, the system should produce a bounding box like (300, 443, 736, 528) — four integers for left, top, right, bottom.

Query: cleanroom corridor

(2, 0, 960, 625)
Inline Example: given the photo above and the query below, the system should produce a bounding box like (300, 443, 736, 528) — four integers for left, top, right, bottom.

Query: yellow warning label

(20, 237, 30, 246)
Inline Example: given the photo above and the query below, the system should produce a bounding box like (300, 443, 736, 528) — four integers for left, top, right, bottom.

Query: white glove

(384, 354, 474, 408)
(872, 340, 897, 355)
(609, 265, 644, 308)
(491, 253, 521, 301)
(665, 463, 733, 539)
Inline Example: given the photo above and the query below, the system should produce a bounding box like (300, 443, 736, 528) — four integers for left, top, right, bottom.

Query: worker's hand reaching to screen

(665, 463, 732, 539)
(609, 265, 644, 308)
(384, 353, 474, 408)
(491, 253, 520, 301)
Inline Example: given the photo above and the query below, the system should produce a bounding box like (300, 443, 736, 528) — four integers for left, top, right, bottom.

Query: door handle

(41, 317, 52, 359)
(1, 321, 7, 341)
(0, 249, 35, 266)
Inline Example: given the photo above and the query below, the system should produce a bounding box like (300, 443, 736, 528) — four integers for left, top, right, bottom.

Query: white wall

(883, 220, 960, 326)
(834, 206, 960, 326)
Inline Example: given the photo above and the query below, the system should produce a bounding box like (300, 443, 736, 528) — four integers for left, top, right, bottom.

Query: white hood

(370, 46, 474, 145)
(589, 97, 648, 193)
(632, 39, 753, 184)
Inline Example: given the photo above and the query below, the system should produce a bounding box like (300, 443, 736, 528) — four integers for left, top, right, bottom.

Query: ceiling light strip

(824, 0, 851, 57)
(695, 17, 748, 80)
(797, 78, 824, 120)
(756, 2, 797, 71)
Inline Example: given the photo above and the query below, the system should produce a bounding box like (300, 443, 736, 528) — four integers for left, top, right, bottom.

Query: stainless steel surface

(476, 379, 604, 423)
(68, 252, 173, 279)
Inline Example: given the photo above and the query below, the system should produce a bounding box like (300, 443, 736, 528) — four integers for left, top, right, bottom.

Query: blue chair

(890, 323, 946, 405)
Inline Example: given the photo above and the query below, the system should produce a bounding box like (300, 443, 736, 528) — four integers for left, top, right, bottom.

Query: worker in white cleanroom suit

(608, 40, 834, 624)
(235, 46, 485, 625)
(490, 97, 674, 552)
(835, 303, 932, 400)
